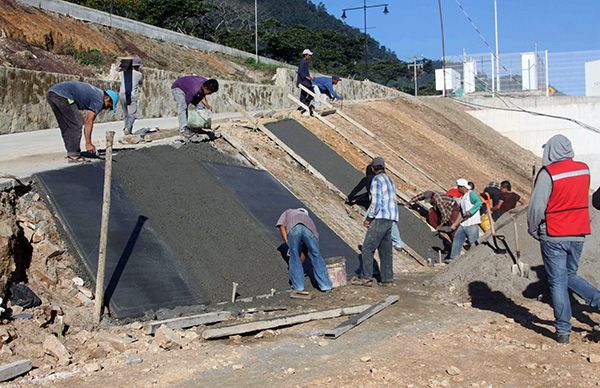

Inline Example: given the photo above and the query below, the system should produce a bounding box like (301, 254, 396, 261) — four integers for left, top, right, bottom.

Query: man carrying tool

(119, 57, 143, 135)
(296, 49, 314, 116)
(312, 75, 343, 110)
(352, 157, 398, 287)
(448, 178, 482, 262)
(527, 134, 600, 344)
(46, 80, 118, 163)
(276, 208, 332, 293)
(171, 75, 219, 138)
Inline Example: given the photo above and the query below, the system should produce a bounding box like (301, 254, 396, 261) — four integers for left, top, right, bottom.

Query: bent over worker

(171, 75, 219, 136)
(47, 81, 118, 163)
(276, 208, 332, 292)
(528, 134, 600, 344)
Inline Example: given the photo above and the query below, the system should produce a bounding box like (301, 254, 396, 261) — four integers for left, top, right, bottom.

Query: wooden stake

(324, 295, 399, 339)
(93, 131, 115, 324)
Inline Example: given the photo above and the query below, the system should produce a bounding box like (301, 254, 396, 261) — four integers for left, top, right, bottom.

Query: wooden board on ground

(0, 359, 32, 382)
(145, 311, 234, 335)
(324, 295, 400, 339)
(202, 304, 371, 339)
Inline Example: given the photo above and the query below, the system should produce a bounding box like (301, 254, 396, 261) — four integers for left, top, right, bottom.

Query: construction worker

(448, 178, 482, 262)
(352, 157, 398, 287)
(296, 49, 314, 116)
(171, 75, 219, 137)
(46, 80, 118, 163)
(119, 57, 143, 135)
(312, 75, 343, 110)
(527, 134, 600, 344)
(409, 190, 460, 237)
(276, 208, 332, 292)
(491, 180, 521, 221)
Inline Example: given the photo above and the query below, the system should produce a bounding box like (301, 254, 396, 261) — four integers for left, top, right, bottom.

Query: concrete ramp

(35, 164, 207, 318)
(264, 119, 444, 260)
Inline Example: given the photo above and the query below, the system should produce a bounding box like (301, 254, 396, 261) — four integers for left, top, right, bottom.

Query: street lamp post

(254, 0, 259, 63)
(341, 1, 389, 80)
(408, 56, 423, 96)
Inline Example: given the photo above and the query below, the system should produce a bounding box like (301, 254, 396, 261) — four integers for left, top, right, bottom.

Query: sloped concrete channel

(35, 144, 357, 318)
(264, 119, 444, 260)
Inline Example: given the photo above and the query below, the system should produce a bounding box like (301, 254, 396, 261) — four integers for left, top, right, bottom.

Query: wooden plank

(145, 311, 234, 335)
(202, 304, 371, 339)
(0, 359, 32, 382)
(226, 97, 259, 130)
(220, 132, 265, 170)
(324, 295, 399, 339)
(299, 85, 446, 191)
(402, 245, 428, 266)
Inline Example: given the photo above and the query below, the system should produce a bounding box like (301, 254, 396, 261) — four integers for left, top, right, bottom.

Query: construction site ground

(1, 97, 599, 386)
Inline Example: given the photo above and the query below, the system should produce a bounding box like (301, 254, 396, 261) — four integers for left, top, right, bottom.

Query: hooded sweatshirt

(527, 134, 584, 242)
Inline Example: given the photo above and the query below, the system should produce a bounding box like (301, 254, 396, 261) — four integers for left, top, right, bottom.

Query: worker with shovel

(528, 134, 600, 344)
(46, 81, 118, 163)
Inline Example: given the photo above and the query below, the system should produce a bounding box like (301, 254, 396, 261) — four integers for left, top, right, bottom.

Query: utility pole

(342, 2, 389, 80)
(494, 0, 500, 92)
(408, 56, 423, 96)
(254, 0, 259, 63)
(437, 0, 447, 96)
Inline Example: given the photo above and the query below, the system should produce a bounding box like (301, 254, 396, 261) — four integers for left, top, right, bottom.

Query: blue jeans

(391, 222, 403, 249)
(287, 224, 332, 291)
(361, 219, 394, 282)
(541, 240, 600, 335)
(450, 224, 479, 259)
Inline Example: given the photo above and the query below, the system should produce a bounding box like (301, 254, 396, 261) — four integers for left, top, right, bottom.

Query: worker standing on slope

(119, 57, 143, 135)
(171, 75, 219, 138)
(527, 134, 600, 344)
(276, 208, 332, 293)
(46, 81, 118, 163)
(296, 49, 314, 116)
(449, 178, 482, 262)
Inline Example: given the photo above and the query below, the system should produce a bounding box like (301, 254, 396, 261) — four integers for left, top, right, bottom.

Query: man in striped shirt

(354, 157, 398, 287)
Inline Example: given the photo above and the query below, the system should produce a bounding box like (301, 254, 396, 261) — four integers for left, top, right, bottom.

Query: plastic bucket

(324, 256, 347, 288)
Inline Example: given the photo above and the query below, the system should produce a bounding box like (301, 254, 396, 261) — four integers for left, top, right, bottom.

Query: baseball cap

(456, 178, 469, 188)
(302, 49, 313, 56)
(104, 90, 118, 113)
(371, 157, 385, 168)
(132, 57, 142, 66)
(332, 75, 341, 81)
(297, 208, 309, 215)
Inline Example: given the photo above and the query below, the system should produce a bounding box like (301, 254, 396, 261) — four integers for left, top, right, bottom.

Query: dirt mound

(430, 206, 600, 301)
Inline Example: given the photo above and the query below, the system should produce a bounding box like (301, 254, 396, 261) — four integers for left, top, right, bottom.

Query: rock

(0, 327, 14, 343)
(77, 287, 94, 299)
(154, 326, 182, 350)
(127, 355, 143, 365)
(120, 135, 142, 145)
(43, 335, 71, 366)
(318, 340, 328, 347)
(360, 356, 372, 363)
(10, 305, 23, 315)
(446, 366, 462, 376)
(285, 368, 295, 375)
(76, 292, 93, 307)
(32, 193, 40, 201)
(72, 277, 84, 287)
(232, 364, 244, 370)
(31, 229, 45, 243)
(524, 343, 537, 349)
(83, 362, 102, 373)
(228, 335, 242, 344)
(588, 354, 600, 363)
(97, 333, 136, 353)
(525, 363, 538, 369)
(129, 322, 143, 330)
(73, 330, 91, 345)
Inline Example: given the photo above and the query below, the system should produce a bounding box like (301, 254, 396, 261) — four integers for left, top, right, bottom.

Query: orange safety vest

(544, 159, 591, 237)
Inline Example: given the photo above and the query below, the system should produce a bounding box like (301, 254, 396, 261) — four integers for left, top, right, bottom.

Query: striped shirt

(366, 173, 398, 221)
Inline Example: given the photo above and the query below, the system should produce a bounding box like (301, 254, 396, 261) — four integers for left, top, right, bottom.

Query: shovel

(510, 214, 530, 278)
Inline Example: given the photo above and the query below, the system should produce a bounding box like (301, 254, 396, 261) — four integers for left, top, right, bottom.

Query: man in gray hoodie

(527, 134, 600, 344)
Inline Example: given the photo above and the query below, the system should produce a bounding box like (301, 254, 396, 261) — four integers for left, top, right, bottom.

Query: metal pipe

(545, 49, 549, 96)
(437, 0, 447, 96)
(254, 0, 258, 63)
(494, 0, 500, 92)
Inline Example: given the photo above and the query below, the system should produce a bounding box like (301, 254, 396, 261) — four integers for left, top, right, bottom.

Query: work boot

(123, 128, 131, 136)
(180, 126, 195, 138)
(555, 333, 570, 344)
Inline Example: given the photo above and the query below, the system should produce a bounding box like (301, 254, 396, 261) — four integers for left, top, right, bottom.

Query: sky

(319, 0, 599, 61)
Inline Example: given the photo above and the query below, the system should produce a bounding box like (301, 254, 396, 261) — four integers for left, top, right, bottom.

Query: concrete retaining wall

(17, 0, 285, 66)
(464, 95, 600, 188)
(0, 66, 400, 134)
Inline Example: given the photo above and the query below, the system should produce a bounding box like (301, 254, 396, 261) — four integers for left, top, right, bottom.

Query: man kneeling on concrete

(171, 75, 219, 138)
(47, 81, 118, 163)
(276, 208, 333, 292)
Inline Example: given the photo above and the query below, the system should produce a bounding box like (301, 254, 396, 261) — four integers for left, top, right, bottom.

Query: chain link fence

(438, 49, 600, 97)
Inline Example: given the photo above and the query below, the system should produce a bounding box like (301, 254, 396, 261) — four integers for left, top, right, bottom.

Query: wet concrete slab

(202, 162, 360, 277)
(35, 164, 207, 318)
(265, 119, 444, 260)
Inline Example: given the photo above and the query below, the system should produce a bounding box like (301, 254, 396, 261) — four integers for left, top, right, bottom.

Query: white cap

(456, 178, 469, 188)
(302, 49, 313, 56)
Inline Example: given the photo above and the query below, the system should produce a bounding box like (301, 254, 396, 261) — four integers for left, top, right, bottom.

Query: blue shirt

(296, 58, 312, 87)
(366, 173, 398, 221)
(48, 81, 105, 114)
(313, 77, 341, 100)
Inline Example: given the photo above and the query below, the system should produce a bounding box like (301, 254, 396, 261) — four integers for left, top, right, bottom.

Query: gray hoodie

(527, 134, 585, 242)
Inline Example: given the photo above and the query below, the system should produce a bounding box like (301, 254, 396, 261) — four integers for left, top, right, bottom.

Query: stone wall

(0, 66, 400, 134)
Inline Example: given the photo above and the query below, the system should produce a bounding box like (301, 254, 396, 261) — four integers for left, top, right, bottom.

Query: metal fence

(440, 49, 600, 97)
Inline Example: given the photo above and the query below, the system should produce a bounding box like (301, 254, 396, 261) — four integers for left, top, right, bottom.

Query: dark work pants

(299, 82, 314, 110)
(361, 219, 394, 282)
(47, 92, 83, 157)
